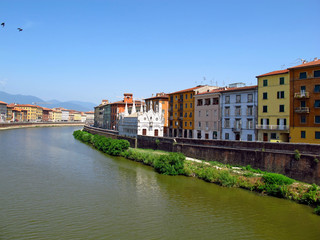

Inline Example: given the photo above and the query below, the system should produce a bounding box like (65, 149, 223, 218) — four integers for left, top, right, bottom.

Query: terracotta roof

(196, 87, 230, 96)
(144, 94, 169, 100)
(110, 100, 143, 105)
(85, 111, 94, 114)
(256, 69, 289, 78)
(0, 100, 8, 105)
(7, 103, 15, 108)
(288, 59, 320, 69)
(12, 107, 21, 112)
(14, 104, 38, 108)
(220, 85, 258, 93)
(42, 107, 52, 111)
(169, 86, 205, 95)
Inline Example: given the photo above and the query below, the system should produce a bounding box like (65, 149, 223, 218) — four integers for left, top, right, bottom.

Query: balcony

(294, 92, 310, 98)
(295, 107, 310, 113)
(256, 125, 289, 131)
(232, 126, 241, 132)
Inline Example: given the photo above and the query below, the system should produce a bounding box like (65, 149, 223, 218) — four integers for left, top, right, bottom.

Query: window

(277, 91, 285, 99)
(189, 112, 192, 117)
(247, 134, 252, 141)
(314, 70, 320, 78)
(225, 119, 230, 128)
(197, 99, 203, 106)
(205, 98, 210, 105)
(247, 119, 253, 129)
(225, 107, 230, 116)
(175, 96, 177, 100)
(198, 122, 201, 127)
(190, 103, 192, 108)
(301, 115, 306, 124)
(315, 100, 320, 108)
(279, 77, 284, 85)
(235, 106, 241, 116)
(225, 96, 230, 104)
(236, 95, 241, 103)
(185, 122, 187, 127)
(263, 105, 268, 112)
(263, 79, 268, 86)
(184, 112, 187, 117)
(247, 94, 253, 103)
(301, 100, 306, 108)
(190, 122, 192, 127)
(190, 93, 193, 98)
(279, 105, 285, 112)
(316, 132, 320, 139)
(299, 72, 307, 79)
(206, 122, 208, 128)
(212, 98, 219, 105)
(185, 103, 187, 109)
(185, 94, 188, 100)
(175, 104, 177, 109)
(175, 121, 178, 126)
(315, 116, 320, 124)
(271, 133, 277, 139)
(198, 111, 201, 117)
(247, 106, 253, 116)
(225, 133, 229, 140)
(263, 92, 268, 99)
(206, 110, 209, 117)
(315, 85, 320, 93)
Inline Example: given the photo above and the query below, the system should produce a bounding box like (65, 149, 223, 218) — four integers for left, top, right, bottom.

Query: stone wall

(83, 125, 320, 185)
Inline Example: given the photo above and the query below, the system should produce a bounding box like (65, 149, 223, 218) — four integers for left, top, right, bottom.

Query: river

(0, 127, 319, 240)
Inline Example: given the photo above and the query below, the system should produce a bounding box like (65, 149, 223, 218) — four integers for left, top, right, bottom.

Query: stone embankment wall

(83, 125, 320, 185)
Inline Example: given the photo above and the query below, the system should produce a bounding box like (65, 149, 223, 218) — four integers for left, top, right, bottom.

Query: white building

(118, 101, 164, 137)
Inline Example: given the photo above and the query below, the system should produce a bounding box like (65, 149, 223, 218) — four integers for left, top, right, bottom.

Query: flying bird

(17, 28, 23, 32)
(1, 22, 4, 27)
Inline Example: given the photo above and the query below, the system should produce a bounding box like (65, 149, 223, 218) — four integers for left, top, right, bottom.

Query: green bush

(294, 149, 301, 160)
(263, 173, 294, 186)
(218, 171, 238, 187)
(298, 184, 319, 205)
(73, 130, 130, 156)
(154, 152, 185, 175)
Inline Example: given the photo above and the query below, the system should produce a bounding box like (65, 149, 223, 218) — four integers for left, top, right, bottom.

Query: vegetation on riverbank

(73, 130, 320, 215)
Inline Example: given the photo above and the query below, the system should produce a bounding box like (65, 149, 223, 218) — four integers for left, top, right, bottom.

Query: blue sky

(0, 0, 319, 104)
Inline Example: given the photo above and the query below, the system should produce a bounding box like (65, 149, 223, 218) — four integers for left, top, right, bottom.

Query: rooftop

(0, 100, 8, 105)
(168, 85, 205, 95)
(288, 59, 320, 69)
(256, 69, 289, 78)
(220, 85, 258, 93)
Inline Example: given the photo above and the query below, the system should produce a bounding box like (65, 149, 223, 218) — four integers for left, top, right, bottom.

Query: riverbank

(0, 122, 85, 131)
(73, 130, 320, 215)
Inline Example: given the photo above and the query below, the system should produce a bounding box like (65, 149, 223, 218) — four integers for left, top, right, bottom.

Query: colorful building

(288, 59, 320, 144)
(42, 107, 53, 122)
(220, 85, 258, 141)
(194, 88, 225, 139)
(144, 92, 169, 135)
(51, 110, 62, 122)
(14, 104, 38, 122)
(0, 101, 7, 122)
(168, 85, 218, 138)
(256, 70, 290, 142)
(94, 100, 109, 128)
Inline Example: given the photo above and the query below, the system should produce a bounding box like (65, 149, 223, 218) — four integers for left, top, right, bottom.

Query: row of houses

(96, 58, 320, 144)
(0, 103, 94, 124)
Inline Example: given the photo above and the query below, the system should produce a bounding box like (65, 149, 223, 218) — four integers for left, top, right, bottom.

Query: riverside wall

(83, 125, 320, 185)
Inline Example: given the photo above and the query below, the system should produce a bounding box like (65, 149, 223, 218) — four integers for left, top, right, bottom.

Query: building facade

(0, 101, 7, 122)
(288, 59, 320, 144)
(256, 70, 290, 142)
(118, 102, 164, 137)
(220, 86, 258, 141)
(194, 89, 224, 139)
(144, 92, 169, 136)
(168, 85, 218, 138)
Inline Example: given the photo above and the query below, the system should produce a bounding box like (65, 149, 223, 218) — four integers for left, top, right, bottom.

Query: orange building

(144, 92, 169, 135)
(288, 58, 320, 144)
(110, 93, 143, 130)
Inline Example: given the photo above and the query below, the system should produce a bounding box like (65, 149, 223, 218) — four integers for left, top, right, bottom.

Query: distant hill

(0, 91, 97, 112)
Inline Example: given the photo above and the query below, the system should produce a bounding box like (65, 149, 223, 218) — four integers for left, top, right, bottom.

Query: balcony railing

(294, 92, 309, 98)
(232, 126, 242, 132)
(256, 125, 289, 130)
(295, 107, 310, 113)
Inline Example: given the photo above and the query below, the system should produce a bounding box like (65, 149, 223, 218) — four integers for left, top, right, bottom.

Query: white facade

(118, 102, 164, 137)
(61, 110, 70, 121)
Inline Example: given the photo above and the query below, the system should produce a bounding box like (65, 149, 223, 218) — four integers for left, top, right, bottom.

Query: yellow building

(256, 70, 290, 142)
(14, 104, 38, 122)
(36, 106, 43, 122)
(52, 110, 62, 122)
(168, 85, 217, 138)
(73, 112, 82, 121)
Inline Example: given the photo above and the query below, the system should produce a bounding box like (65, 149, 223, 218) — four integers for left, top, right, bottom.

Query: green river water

(0, 127, 319, 240)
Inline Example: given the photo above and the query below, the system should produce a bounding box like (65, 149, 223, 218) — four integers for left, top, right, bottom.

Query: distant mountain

(0, 91, 97, 112)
